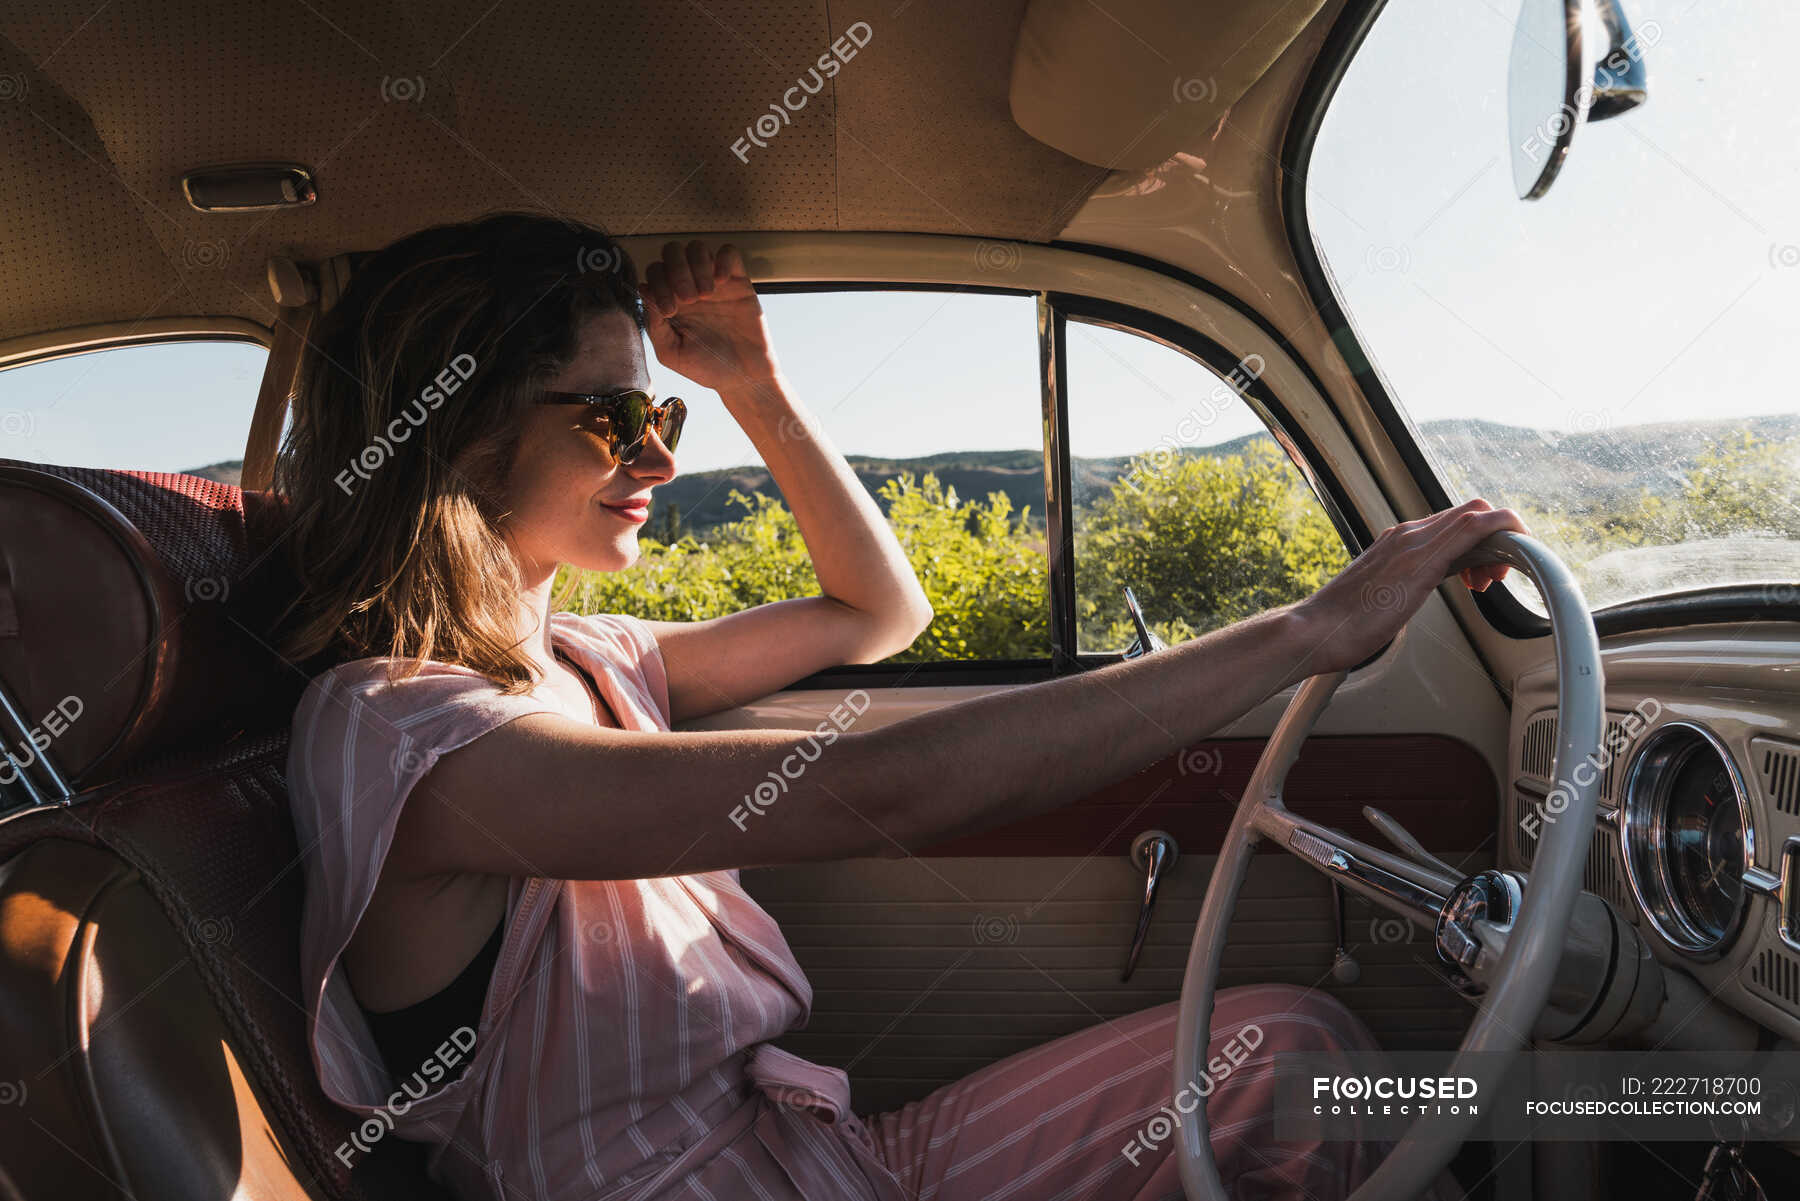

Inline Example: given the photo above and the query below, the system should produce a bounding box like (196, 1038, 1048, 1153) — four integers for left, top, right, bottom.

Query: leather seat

(0, 461, 448, 1201)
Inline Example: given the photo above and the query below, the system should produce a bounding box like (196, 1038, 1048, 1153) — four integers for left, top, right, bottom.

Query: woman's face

(503, 307, 677, 579)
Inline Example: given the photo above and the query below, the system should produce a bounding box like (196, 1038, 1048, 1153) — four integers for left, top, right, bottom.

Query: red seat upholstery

(0, 462, 449, 1201)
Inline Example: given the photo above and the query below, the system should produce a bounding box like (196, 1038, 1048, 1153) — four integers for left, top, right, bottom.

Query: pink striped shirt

(292, 611, 1440, 1201)
(290, 611, 905, 1201)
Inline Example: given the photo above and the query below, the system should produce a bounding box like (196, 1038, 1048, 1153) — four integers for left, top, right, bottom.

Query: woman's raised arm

(636, 241, 934, 723)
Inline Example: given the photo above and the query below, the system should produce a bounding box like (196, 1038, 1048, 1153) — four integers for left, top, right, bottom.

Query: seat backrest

(0, 462, 448, 1201)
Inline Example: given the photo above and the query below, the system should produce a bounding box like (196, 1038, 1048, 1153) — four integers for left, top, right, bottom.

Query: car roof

(0, 0, 1326, 347)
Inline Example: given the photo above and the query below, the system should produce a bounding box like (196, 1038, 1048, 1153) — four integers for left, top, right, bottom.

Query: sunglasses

(537, 389, 686, 464)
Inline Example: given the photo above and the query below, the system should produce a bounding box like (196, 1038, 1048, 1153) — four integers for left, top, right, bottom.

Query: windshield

(1306, 0, 1800, 614)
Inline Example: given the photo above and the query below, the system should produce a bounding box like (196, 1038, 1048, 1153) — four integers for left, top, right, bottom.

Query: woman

(278, 212, 1508, 1201)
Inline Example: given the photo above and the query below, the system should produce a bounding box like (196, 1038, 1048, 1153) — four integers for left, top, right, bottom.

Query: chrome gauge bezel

(1619, 720, 1756, 961)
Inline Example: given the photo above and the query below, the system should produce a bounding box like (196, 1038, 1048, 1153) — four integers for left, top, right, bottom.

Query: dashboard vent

(1514, 791, 1540, 868)
(1516, 711, 1644, 880)
(1516, 810, 1631, 913)
(1584, 831, 1629, 912)
(1518, 712, 1632, 799)
(1749, 947, 1800, 1010)
(1599, 716, 1629, 802)
(1521, 712, 1557, 780)
(1753, 737, 1800, 816)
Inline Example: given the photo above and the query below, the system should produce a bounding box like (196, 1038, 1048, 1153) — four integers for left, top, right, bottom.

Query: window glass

(1064, 320, 1351, 653)
(559, 291, 1054, 662)
(1, 340, 268, 478)
(1308, 0, 1800, 614)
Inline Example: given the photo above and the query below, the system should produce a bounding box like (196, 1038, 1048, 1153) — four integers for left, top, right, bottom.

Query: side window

(1, 340, 268, 478)
(559, 290, 1053, 663)
(1064, 320, 1351, 653)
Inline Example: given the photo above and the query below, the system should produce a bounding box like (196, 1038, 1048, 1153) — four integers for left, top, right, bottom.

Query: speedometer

(1620, 722, 1755, 959)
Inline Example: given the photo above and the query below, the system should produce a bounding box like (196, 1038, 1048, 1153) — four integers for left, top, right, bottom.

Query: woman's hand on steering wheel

(639, 240, 784, 398)
(1296, 497, 1529, 675)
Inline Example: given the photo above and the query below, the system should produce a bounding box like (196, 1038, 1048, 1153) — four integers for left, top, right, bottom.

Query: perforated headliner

(0, 0, 1114, 345)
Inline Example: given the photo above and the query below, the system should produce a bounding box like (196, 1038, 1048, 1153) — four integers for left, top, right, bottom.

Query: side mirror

(1508, 0, 1653, 201)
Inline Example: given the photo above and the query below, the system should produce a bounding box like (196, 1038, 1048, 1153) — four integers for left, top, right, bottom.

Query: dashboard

(1506, 623, 1800, 1043)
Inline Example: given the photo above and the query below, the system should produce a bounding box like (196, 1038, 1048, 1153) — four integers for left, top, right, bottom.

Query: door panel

(707, 596, 1505, 1111)
(743, 852, 1487, 1115)
(919, 732, 1494, 857)
(683, 587, 1513, 783)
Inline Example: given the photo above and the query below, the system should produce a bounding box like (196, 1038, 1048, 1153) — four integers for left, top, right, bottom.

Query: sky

(0, 290, 1262, 476)
(1306, 0, 1799, 440)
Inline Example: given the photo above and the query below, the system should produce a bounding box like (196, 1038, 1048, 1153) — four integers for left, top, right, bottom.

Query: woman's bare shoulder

(285, 655, 564, 833)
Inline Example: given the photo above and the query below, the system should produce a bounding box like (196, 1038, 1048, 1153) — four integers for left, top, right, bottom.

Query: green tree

(879, 472, 1050, 661)
(1073, 441, 1350, 650)
(1682, 431, 1800, 538)
(1506, 431, 1796, 593)
(556, 489, 819, 620)
(1510, 490, 1668, 575)
(644, 499, 685, 543)
(558, 448, 1353, 663)
(557, 473, 1052, 661)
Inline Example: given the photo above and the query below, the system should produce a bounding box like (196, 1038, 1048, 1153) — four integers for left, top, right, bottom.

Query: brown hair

(273, 211, 641, 692)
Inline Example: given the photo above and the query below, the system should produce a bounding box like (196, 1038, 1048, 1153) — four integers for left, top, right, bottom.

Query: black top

(363, 918, 503, 1081)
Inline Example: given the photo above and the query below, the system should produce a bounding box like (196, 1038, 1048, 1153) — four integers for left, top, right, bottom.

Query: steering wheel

(1175, 531, 1604, 1200)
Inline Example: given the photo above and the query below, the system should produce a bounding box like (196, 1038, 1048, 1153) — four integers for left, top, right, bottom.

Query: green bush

(556, 488, 819, 621)
(1505, 432, 1799, 584)
(1073, 441, 1350, 651)
(561, 429, 1796, 662)
(880, 473, 1050, 661)
(1681, 431, 1799, 539)
(557, 447, 1345, 664)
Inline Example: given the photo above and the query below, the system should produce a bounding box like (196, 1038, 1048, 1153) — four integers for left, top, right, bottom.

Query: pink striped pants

(848, 985, 1452, 1201)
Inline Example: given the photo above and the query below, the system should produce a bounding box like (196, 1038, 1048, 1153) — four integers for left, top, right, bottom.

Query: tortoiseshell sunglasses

(536, 389, 686, 463)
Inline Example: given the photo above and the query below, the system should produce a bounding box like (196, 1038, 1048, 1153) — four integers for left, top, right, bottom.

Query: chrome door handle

(1122, 829, 1178, 981)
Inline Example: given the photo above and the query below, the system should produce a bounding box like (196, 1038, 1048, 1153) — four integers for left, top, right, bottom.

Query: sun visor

(1008, 0, 1329, 171)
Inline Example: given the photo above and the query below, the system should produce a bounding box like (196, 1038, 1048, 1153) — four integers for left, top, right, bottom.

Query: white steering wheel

(1175, 531, 1604, 1199)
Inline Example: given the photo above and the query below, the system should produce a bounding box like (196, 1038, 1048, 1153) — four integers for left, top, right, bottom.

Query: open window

(557, 284, 1361, 681)
(555, 287, 1056, 669)
(0, 280, 1361, 686)
(1062, 316, 1352, 655)
(0, 338, 269, 478)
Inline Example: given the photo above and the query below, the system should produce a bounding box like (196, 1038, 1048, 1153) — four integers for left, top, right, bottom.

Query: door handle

(1121, 829, 1178, 981)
